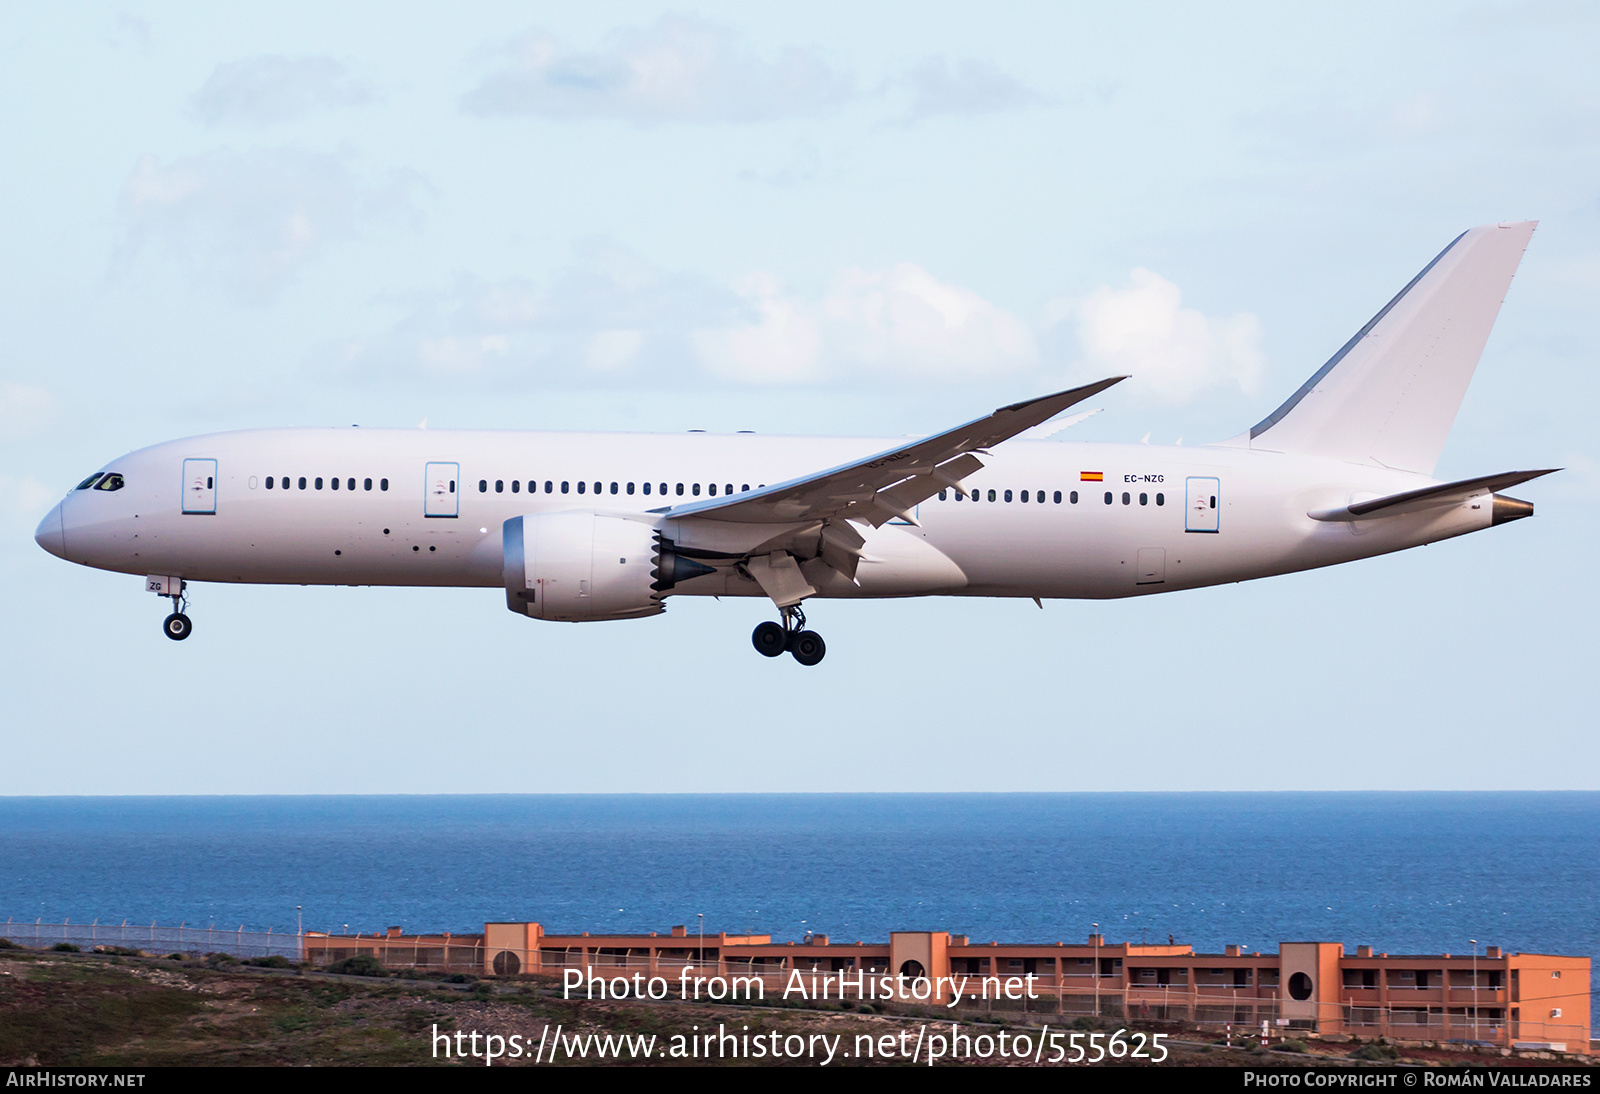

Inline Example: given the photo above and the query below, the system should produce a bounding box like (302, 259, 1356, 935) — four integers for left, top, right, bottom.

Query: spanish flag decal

(1080, 471, 1104, 482)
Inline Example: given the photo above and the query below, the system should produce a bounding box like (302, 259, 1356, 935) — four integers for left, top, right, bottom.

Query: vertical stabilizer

(1246, 222, 1535, 475)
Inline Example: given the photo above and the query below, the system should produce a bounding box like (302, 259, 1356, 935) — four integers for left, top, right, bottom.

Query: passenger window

(496, 480, 504, 493)
(1122, 492, 1130, 505)
(1156, 492, 1164, 506)
(511, 480, 519, 493)
(676, 483, 684, 496)
(642, 482, 651, 495)
(75, 474, 103, 490)
(708, 483, 717, 496)
(725, 484, 733, 495)
(380, 478, 388, 491)
(626, 482, 635, 495)
(364, 478, 372, 491)
(94, 474, 125, 491)
(610, 482, 618, 495)
(660, 483, 668, 495)
(1139, 492, 1148, 505)
(1053, 490, 1061, 503)
(1103, 492, 1112, 504)
(331, 477, 339, 490)
(938, 489, 947, 501)
(544, 481, 553, 493)
(315, 477, 324, 490)
(347, 478, 355, 491)
(577, 481, 586, 494)
(1070, 491, 1078, 504)
(479, 480, 487, 493)
(1210, 495, 1217, 508)
(692, 483, 701, 496)
(561, 481, 569, 494)
(742, 484, 750, 492)
(593, 482, 600, 494)
(265, 477, 274, 490)
(987, 489, 996, 502)
(1036, 491, 1044, 503)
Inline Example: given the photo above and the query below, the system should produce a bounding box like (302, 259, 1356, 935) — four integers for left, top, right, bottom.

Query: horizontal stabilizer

(1307, 468, 1558, 522)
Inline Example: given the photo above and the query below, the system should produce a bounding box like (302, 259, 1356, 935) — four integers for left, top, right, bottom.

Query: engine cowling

(503, 512, 667, 622)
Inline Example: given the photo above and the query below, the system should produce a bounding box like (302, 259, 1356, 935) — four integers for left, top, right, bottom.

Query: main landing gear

(751, 604, 825, 666)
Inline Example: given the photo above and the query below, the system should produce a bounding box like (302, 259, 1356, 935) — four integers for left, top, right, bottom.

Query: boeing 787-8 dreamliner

(35, 222, 1553, 665)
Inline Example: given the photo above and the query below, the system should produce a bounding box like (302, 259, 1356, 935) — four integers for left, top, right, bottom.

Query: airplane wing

(661, 377, 1127, 528)
(1307, 468, 1559, 522)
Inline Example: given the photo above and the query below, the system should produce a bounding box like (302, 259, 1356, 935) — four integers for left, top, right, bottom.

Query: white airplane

(36, 222, 1554, 665)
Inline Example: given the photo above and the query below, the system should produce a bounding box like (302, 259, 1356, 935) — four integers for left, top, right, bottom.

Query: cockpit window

(75, 473, 103, 490)
(93, 473, 125, 492)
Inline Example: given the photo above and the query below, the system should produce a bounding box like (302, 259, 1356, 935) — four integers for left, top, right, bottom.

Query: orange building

(300, 924, 1591, 1053)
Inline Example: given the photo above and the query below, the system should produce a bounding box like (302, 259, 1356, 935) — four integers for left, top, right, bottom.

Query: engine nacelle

(503, 512, 666, 622)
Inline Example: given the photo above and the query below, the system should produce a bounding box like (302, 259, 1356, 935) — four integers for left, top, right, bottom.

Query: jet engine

(502, 512, 712, 622)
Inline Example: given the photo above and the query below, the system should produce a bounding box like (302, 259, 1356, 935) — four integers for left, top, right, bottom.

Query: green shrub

(1350, 1043, 1400, 1061)
(244, 955, 293, 969)
(327, 953, 389, 977)
(52, 943, 80, 953)
(1279, 1038, 1309, 1053)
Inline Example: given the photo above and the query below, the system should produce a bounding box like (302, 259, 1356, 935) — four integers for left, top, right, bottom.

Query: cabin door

(1185, 477, 1220, 533)
(424, 462, 459, 518)
(182, 459, 217, 514)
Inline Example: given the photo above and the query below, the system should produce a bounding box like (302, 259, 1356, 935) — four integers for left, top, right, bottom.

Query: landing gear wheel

(752, 620, 787, 657)
(163, 613, 193, 641)
(789, 630, 826, 666)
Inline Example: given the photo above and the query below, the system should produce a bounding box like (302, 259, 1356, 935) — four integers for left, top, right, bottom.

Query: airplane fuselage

(37, 426, 1495, 603)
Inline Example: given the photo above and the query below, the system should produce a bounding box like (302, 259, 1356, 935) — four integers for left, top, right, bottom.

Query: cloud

(696, 264, 1039, 384)
(0, 383, 54, 441)
(0, 475, 55, 534)
(896, 57, 1047, 122)
(117, 149, 422, 301)
(1059, 268, 1265, 403)
(350, 241, 734, 382)
(462, 15, 852, 123)
(191, 55, 375, 127)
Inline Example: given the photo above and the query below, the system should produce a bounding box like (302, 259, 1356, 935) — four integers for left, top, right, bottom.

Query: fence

(1, 918, 301, 960)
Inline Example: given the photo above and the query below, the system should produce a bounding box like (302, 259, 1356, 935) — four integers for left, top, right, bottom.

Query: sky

(2, 1, 1597, 793)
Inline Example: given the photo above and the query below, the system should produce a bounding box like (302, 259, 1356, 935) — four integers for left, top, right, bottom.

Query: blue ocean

(1, 794, 1595, 962)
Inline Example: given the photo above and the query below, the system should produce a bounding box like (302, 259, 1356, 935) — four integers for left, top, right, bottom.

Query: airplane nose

(35, 503, 66, 559)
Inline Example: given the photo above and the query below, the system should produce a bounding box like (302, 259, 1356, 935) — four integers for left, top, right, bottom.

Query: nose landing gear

(147, 576, 192, 641)
(750, 604, 825, 666)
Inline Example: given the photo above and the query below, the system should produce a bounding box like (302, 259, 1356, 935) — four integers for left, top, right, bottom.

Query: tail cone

(1491, 493, 1534, 525)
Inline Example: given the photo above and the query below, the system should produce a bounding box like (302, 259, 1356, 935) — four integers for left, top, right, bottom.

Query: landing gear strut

(751, 604, 825, 666)
(156, 579, 192, 641)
